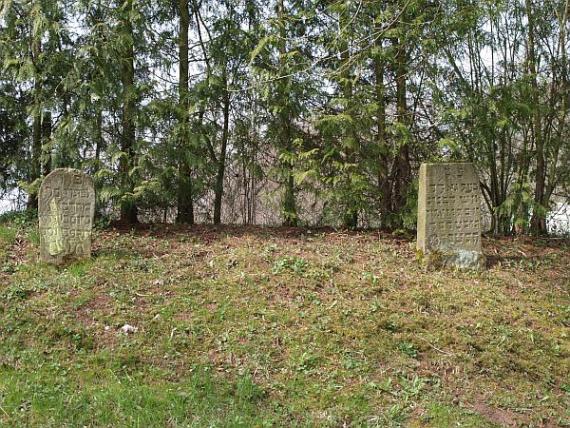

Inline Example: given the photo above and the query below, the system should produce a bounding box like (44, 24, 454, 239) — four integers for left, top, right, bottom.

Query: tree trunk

(176, 0, 195, 225)
(213, 75, 230, 225)
(526, 0, 547, 234)
(28, 106, 41, 211)
(277, 0, 297, 227)
(27, 33, 42, 211)
(282, 167, 297, 227)
(281, 110, 297, 227)
(94, 109, 104, 219)
(392, 38, 412, 221)
(339, 4, 358, 229)
(119, 1, 138, 224)
(373, 35, 392, 229)
(94, 109, 103, 171)
(41, 111, 52, 176)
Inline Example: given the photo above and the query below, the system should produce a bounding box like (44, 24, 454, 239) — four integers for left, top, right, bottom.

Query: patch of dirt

(104, 224, 414, 245)
(471, 401, 526, 427)
(174, 311, 193, 322)
(484, 236, 570, 269)
(74, 292, 113, 327)
(93, 325, 120, 349)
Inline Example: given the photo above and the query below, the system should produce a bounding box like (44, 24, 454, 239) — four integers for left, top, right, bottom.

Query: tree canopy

(1, 0, 568, 234)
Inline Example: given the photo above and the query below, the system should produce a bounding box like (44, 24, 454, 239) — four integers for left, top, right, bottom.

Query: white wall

(0, 188, 25, 214)
(548, 201, 570, 235)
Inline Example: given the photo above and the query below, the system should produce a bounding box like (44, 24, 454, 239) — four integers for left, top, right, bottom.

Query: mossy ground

(0, 221, 568, 427)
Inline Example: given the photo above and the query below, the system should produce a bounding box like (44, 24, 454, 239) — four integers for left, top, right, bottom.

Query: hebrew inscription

(39, 168, 95, 265)
(417, 162, 485, 269)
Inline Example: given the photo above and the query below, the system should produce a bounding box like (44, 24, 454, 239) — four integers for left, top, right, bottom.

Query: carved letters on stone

(417, 162, 485, 270)
(38, 168, 95, 265)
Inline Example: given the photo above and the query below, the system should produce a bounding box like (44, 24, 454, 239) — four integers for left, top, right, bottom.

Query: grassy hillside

(0, 220, 569, 427)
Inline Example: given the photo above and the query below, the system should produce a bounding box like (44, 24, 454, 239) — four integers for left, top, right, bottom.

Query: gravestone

(417, 162, 485, 270)
(39, 168, 95, 265)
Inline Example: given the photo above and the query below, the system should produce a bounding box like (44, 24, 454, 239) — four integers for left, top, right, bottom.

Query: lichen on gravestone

(416, 162, 485, 270)
(38, 168, 95, 265)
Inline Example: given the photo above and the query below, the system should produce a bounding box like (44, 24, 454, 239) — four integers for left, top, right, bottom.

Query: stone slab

(417, 162, 485, 270)
(38, 168, 95, 265)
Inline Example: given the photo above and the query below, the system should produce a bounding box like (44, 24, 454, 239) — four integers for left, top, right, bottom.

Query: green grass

(0, 224, 569, 427)
(0, 225, 17, 256)
(0, 365, 271, 427)
(0, 225, 18, 276)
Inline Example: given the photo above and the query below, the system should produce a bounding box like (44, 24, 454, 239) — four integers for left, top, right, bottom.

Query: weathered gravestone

(39, 168, 95, 265)
(417, 162, 485, 270)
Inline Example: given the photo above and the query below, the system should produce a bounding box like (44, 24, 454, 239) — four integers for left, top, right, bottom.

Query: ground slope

(0, 223, 569, 427)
